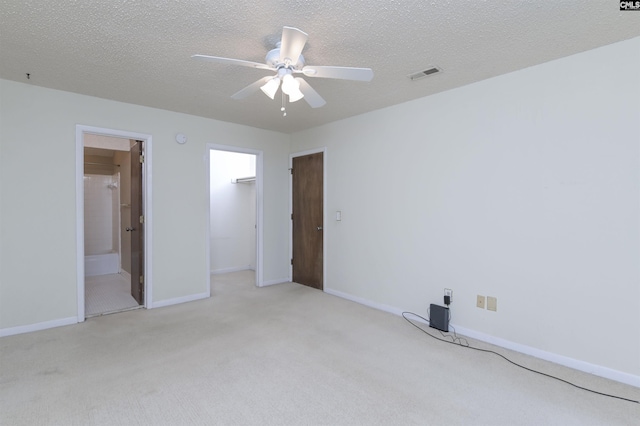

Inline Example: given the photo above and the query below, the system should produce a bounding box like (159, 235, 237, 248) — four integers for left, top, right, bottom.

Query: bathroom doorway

(208, 145, 263, 288)
(76, 126, 153, 322)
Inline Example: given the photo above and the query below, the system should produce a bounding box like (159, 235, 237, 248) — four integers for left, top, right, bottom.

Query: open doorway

(207, 145, 263, 289)
(83, 142, 139, 316)
(76, 126, 153, 322)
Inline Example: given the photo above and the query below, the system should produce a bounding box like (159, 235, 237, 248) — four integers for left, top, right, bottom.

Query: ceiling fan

(192, 26, 373, 114)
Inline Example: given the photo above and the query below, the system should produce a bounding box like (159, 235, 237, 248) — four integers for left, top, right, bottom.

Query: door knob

(126, 227, 136, 232)
(317, 226, 323, 231)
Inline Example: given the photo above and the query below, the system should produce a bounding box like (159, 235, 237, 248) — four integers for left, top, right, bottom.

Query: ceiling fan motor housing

(265, 47, 305, 70)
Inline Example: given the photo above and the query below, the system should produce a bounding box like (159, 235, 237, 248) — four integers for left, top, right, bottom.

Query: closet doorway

(208, 145, 263, 288)
(76, 126, 153, 322)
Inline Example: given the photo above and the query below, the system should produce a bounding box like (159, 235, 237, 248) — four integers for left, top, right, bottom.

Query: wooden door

(292, 152, 323, 290)
(130, 140, 144, 304)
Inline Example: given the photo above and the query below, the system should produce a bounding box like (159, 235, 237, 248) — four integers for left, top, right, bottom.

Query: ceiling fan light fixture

(281, 73, 304, 102)
(281, 73, 297, 95)
(260, 77, 280, 99)
(288, 87, 304, 102)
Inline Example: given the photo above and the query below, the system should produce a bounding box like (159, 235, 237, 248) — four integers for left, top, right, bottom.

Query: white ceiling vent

(408, 66, 442, 81)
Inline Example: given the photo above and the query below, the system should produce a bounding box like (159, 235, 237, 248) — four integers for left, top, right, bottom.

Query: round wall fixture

(176, 133, 188, 144)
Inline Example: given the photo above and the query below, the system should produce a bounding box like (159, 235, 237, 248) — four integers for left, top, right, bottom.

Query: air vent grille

(408, 66, 442, 81)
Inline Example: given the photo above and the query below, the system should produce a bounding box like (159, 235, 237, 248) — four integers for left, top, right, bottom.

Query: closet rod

(84, 162, 120, 167)
(232, 176, 256, 183)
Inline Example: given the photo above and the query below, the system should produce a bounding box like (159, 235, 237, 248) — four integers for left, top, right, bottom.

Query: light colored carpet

(1, 270, 638, 425)
(85, 273, 140, 316)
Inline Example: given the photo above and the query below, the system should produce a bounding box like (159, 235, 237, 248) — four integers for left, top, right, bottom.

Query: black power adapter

(429, 304, 449, 332)
(444, 295, 451, 306)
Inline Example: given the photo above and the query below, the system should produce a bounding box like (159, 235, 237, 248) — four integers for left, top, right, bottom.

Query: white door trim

(75, 125, 154, 322)
(289, 147, 327, 289)
(206, 144, 264, 288)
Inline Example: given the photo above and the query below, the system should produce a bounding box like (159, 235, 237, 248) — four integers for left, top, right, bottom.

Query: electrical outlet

(444, 288, 453, 301)
(476, 295, 485, 309)
(487, 296, 497, 312)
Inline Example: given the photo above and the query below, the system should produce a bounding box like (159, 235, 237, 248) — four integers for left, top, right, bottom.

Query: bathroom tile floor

(85, 273, 140, 317)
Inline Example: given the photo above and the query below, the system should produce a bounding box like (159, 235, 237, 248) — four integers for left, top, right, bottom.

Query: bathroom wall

(83, 173, 119, 256)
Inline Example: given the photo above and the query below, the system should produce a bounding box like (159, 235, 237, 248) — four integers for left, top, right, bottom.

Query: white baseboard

(119, 270, 132, 281)
(0, 316, 77, 338)
(152, 291, 209, 309)
(451, 325, 640, 388)
(211, 266, 253, 275)
(325, 287, 640, 389)
(261, 278, 290, 287)
(324, 287, 404, 316)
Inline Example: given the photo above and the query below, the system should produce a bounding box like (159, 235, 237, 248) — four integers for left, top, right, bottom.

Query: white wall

(291, 37, 640, 380)
(0, 79, 291, 331)
(210, 150, 257, 273)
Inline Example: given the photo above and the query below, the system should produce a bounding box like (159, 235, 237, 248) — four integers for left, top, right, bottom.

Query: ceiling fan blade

(191, 55, 274, 71)
(231, 76, 273, 100)
(296, 78, 326, 108)
(302, 66, 374, 82)
(279, 26, 308, 65)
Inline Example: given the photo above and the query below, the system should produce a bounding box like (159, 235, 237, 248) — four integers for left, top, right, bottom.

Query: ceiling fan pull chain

(281, 91, 287, 117)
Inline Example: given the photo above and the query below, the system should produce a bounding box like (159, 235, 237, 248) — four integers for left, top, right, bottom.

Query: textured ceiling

(1, 1, 638, 134)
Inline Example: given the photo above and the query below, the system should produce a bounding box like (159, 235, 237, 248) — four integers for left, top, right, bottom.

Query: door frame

(289, 147, 327, 288)
(206, 143, 264, 287)
(75, 125, 153, 322)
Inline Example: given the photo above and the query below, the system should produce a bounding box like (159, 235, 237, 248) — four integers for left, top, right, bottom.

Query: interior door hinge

(140, 155, 144, 164)
(291, 258, 293, 265)
(139, 275, 144, 284)
(139, 215, 144, 224)
(289, 168, 293, 174)
(291, 213, 293, 220)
